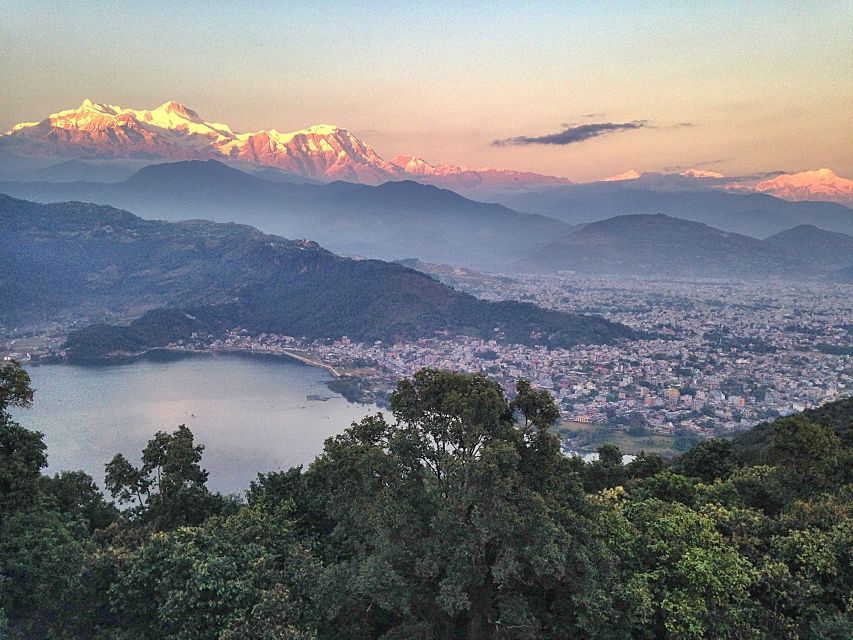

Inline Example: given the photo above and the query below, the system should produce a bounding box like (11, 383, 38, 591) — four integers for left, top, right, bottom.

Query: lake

(12, 352, 382, 495)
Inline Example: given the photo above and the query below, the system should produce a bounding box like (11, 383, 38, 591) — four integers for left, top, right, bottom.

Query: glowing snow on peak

(602, 169, 641, 181)
(751, 168, 853, 205)
(2, 99, 574, 188)
(680, 168, 725, 179)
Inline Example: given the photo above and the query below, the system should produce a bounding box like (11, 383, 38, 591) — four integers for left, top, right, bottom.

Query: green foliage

(676, 438, 738, 483)
(302, 371, 647, 639)
(110, 505, 317, 640)
(104, 425, 232, 530)
(42, 470, 118, 533)
(625, 499, 757, 639)
(0, 507, 91, 640)
(0, 362, 47, 519)
(0, 421, 47, 518)
(770, 415, 841, 480)
(0, 361, 33, 418)
(1, 366, 851, 639)
(627, 451, 665, 479)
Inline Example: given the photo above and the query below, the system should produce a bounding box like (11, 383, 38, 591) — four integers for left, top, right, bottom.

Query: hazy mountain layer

(0, 194, 635, 354)
(503, 181, 853, 238)
(522, 214, 828, 279)
(0, 160, 571, 271)
(764, 225, 853, 270)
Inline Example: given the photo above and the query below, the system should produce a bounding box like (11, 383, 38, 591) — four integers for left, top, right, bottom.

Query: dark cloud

(663, 158, 728, 172)
(728, 169, 792, 182)
(493, 121, 647, 146)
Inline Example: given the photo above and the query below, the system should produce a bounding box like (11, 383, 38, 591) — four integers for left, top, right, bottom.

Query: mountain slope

(764, 225, 853, 270)
(1, 99, 570, 192)
(522, 214, 814, 279)
(0, 160, 570, 271)
(0, 194, 634, 353)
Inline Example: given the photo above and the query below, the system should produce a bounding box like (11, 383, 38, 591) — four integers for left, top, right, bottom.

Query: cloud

(727, 169, 793, 182)
(663, 158, 728, 172)
(493, 121, 647, 146)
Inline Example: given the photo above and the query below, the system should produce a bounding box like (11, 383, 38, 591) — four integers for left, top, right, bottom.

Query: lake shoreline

(30, 347, 380, 408)
(15, 355, 381, 494)
(57, 345, 341, 377)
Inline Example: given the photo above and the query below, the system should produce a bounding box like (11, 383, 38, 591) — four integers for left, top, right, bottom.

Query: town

(3, 273, 850, 454)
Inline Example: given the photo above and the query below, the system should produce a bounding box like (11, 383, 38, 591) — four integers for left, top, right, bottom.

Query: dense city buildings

(3, 273, 850, 451)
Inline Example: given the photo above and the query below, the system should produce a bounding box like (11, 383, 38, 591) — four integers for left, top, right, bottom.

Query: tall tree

(104, 425, 228, 530)
(309, 370, 643, 639)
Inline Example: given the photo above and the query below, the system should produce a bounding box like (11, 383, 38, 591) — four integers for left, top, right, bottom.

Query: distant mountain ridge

(600, 167, 853, 206)
(1, 99, 570, 190)
(0, 194, 634, 354)
(0, 159, 571, 271)
(764, 225, 853, 271)
(5, 99, 851, 209)
(503, 181, 853, 238)
(521, 213, 841, 279)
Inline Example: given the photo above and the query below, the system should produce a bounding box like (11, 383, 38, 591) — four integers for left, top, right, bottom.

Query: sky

(1, 1, 852, 181)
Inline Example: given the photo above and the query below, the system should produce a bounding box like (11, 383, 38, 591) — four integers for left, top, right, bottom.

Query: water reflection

(13, 353, 381, 495)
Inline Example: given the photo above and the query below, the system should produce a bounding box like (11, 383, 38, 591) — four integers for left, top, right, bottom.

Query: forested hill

(522, 213, 821, 279)
(2, 363, 851, 639)
(0, 194, 634, 354)
(730, 394, 853, 465)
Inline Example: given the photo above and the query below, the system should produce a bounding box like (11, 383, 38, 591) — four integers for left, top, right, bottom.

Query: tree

(598, 443, 623, 466)
(625, 499, 757, 639)
(0, 421, 47, 518)
(104, 425, 228, 530)
(581, 444, 627, 492)
(0, 361, 33, 420)
(43, 470, 117, 532)
(676, 438, 738, 483)
(513, 380, 560, 432)
(0, 507, 91, 639)
(0, 362, 46, 518)
(309, 370, 643, 640)
(110, 504, 317, 640)
(770, 416, 841, 488)
(627, 451, 665, 479)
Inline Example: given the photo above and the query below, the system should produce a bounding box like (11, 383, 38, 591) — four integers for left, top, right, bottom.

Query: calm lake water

(13, 352, 381, 495)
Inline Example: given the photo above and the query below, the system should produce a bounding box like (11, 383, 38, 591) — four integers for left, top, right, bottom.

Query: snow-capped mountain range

(3, 100, 851, 205)
(602, 167, 853, 206)
(0, 99, 570, 189)
(750, 169, 853, 206)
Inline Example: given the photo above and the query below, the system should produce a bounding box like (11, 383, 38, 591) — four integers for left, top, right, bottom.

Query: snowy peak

(390, 154, 468, 176)
(227, 124, 402, 182)
(388, 154, 571, 192)
(679, 168, 724, 179)
(603, 169, 641, 181)
(602, 168, 724, 182)
(47, 99, 129, 130)
(2, 99, 570, 188)
(757, 168, 847, 189)
(390, 154, 438, 174)
(154, 101, 202, 122)
(743, 169, 853, 206)
(2, 100, 397, 180)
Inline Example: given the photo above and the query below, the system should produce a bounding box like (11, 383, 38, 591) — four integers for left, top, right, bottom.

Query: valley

(3, 6, 853, 640)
